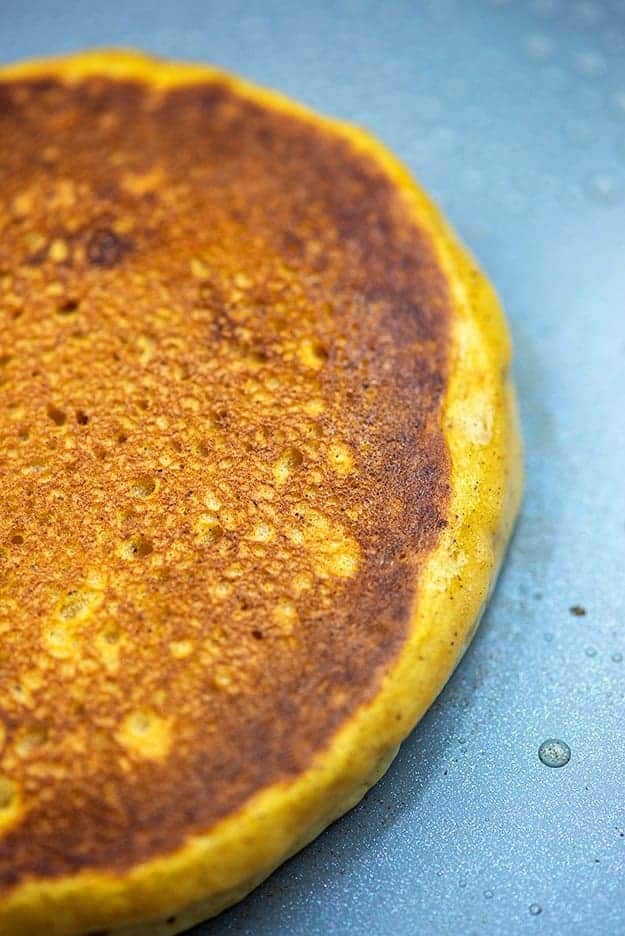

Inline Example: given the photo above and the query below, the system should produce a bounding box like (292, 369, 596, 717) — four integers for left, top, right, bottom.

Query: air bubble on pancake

(290, 505, 359, 579)
(326, 441, 354, 476)
(303, 398, 325, 417)
(44, 581, 105, 659)
(213, 667, 238, 693)
(46, 405, 67, 427)
(130, 474, 156, 497)
(204, 491, 222, 512)
(292, 572, 313, 593)
(95, 630, 123, 671)
(248, 521, 275, 543)
(297, 337, 328, 370)
(43, 623, 78, 660)
(15, 725, 48, 758)
(117, 710, 172, 761)
(119, 534, 154, 559)
(196, 514, 223, 545)
(273, 446, 303, 485)
(48, 238, 69, 263)
(57, 586, 103, 622)
(170, 639, 193, 659)
(190, 258, 210, 279)
(234, 272, 252, 290)
(0, 776, 20, 832)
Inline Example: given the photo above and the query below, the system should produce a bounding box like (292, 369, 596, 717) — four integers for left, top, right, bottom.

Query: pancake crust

(0, 51, 522, 936)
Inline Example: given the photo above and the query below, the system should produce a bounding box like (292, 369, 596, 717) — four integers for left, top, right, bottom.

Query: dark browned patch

(85, 227, 133, 267)
(0, 71, 452, 888)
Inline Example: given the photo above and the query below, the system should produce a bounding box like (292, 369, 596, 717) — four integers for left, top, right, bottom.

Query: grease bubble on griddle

(529, 903, 543, 916)
(538, 738, 571, 767)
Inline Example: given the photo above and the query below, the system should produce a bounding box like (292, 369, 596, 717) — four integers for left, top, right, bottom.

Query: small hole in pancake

(120, 534, 153, 559)
(137, 398, 150, 411)
(130, 475, 156, 497)
(251, 629, 263, 640)
(116, 431, 128, 444)
(76, 410, 89, 425)
(46, 405, 66, 426)
(18, 427, 30, 441)
(0, 354, 11, 367)
(57, 298, 79, 315)
(10, 533, 24, 546)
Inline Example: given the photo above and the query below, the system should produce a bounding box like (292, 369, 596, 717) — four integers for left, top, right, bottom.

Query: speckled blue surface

(2, 1, 624, 933)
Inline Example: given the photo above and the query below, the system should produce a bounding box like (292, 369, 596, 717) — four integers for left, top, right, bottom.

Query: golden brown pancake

(0, 51, 522, 936)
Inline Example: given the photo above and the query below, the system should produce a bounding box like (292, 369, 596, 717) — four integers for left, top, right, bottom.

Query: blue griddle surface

(2, 1, 624, 933)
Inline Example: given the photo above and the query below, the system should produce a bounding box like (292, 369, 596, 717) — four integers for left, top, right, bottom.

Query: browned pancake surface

(0, 75, 451, 886)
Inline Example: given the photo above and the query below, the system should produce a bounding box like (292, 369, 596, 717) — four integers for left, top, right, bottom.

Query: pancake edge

(0, 49, 523, 936)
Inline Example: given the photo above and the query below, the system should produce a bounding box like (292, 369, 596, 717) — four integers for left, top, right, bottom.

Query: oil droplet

(459, 878, 468, 889)
(538, 738, 571, 767)
(611, 652, 623, 663)
(544, 632, 554, 643)
(585, 646, 597, 658)
(484, 889, 494, 899)
(524, 34, 554, 61)
(586, 173, 624, 205)
(529, 903, 543, 916)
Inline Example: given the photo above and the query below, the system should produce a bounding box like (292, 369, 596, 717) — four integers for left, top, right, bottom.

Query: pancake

(0, 51, 522, 935)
